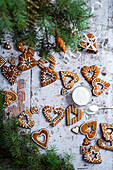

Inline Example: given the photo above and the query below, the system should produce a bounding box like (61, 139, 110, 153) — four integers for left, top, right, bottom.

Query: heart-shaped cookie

(43, 106, 53, 123)
(97, 138, 113, 151)
(92, 78, 110, 96)
(81, 65, 99, 84)
(66, 105, 84, 126)
(43, 106, 65, 127)
(41, 67, 58, 87)
(0, 56, 7, 68)
(1, 65, 19, 85)
(52, 107, 65, 127)
(61, 88, 68, 95)
(60, 71, 79, 89)
(71, 126, 79, 134)
(84, 145, 102, 163)
(38, 56, 56, 70)
(100, 123, 113, 141)
(83, 138, 91, 146)
(80, 121, 97, 139)
(4, 91, 18, 107)
(18, 110, 35, 128)
(18, 53, 38, 71)
(79, 33, 98, 54)
(81, 146, 88, 154)
(32, 128, 49, 149)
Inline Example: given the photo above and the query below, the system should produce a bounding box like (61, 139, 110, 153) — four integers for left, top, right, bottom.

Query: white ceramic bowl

(72, 86, 92, 106)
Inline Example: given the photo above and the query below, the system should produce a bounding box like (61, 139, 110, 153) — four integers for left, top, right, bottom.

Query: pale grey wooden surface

(0, 0, 113, 169)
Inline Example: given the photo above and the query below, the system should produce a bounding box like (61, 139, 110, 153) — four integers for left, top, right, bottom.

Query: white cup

(72, 86, 92, 106)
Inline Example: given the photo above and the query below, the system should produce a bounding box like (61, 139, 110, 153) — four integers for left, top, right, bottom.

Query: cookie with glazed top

(38, 56, 56, 70)
(66, 105, 84, 126)
(1, 63, 19, 85)
(81, 65, 99, 84)
(83, 145, 102, 163)
(60, 71, 79, 89)
(80, 121, 97, 140)
(79, 33, 98, 54)
(4, 91, 18, 107)
(18, 110, 35, 128)
(92, 78, 110, 96)
(41, 67, 58, 87)
(18, 53, 38, 71)
(32, 128, 49, 149)
(97, 138, 113, 151)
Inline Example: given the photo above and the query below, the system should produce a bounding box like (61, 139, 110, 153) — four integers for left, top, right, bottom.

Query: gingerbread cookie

(0, 56, 7, 68)
(38, 56, 56, 70)
(80, 121, 97, 140)
(18, 110, 35, 128)
(1, 64, 19, 85)
(92, 78, 110, 96)
(66, 105, 84, 126)
(4, 91, 18, 107)
(97, 138, 113, 151)
(43, 106, 53, 123)
(3, 42, 11, 50)
(52, 107, 65, 127)
(81, 65, 99, 84)
(84, 145, 102, 163)
(16, 41, 26, 53)
(18, 53, 38, 71)
(100, 123, 113, 141)
(32, 128, 49, 149)
(61, 88, 68, 95)
(81, 146, 88, 154)
(60, 71, 79, 89)
(71, 126, 79, 134)
(79, 33, 98, 54)
(83, 138, 91, 146)
(41, 67, 58, 87)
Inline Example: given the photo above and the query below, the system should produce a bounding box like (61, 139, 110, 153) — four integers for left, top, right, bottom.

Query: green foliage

(0, 90, 75, 169)
(0, 0, 92, 57)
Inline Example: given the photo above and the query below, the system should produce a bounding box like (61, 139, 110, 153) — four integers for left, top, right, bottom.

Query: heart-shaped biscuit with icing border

(52, 107, 65, 127)
(66, 105, 84, 126)
(81, 65, 99, 84)
(79, 33, 98, 54)
(18, 53, 38, 71)
(92, 78, 110, 96)
(41, 67, 58, 87)
(1, 65, 19, 85)
(43, 106, 65, 127)
(0, 56, 7, 68)
(60, 71, 79, 89)
(97, 138, 113, 151)
(32, 128, 49, 149)
(38, 56, 56, 70)
(83, 138, 91, 146)
(80, 121, 97, 140)
(84, 145, 102, 163)
(18, 110, 35, 128)
(4, 91, 18, 107)
(100, 123, 113, 141)
(43, 106, 53, 123)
